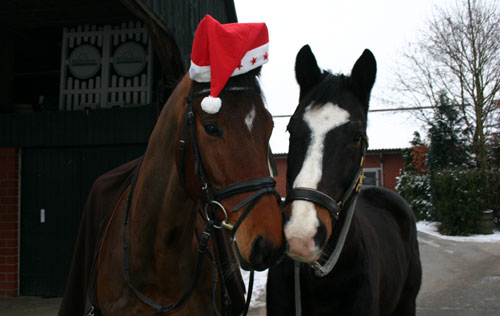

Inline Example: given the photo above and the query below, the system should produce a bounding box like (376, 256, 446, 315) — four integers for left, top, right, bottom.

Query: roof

(272, 148, 405, 158)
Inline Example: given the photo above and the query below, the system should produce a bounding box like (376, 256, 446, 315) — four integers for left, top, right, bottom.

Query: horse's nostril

(249, 236, 282, 271)
(313, 222, 327, 248)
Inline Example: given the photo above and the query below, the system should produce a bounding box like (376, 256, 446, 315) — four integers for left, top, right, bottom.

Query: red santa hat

(189, 15, 269, 114)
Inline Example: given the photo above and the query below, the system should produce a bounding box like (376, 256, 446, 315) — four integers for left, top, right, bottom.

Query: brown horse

(96, 67, 284, 315)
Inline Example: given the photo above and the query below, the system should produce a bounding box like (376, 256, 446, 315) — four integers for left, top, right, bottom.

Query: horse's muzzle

(235, 235, 285, 271)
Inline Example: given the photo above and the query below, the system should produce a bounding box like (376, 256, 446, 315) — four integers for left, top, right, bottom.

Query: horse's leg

(266, 259, 296, 316)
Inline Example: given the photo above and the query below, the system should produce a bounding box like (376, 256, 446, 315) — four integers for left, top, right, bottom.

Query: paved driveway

(416, 231, 500, 315)
(1, 230, 499, 315)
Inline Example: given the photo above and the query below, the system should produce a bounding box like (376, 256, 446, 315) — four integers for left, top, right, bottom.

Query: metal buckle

(205, 200, 233, 230)
(187, 111, 194, 123)
(310, 261, 322, 271)
(355, 170, 365, 193)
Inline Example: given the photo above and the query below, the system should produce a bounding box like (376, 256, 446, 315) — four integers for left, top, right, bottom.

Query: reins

(123, 161, 221, 315)
(122, 86, 281, 315)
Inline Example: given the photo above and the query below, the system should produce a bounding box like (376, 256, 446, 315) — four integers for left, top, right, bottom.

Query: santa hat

(189, 15, 269, 114)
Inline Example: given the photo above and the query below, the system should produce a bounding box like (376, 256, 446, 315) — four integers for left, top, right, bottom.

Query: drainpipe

(379, 152, 385, 188)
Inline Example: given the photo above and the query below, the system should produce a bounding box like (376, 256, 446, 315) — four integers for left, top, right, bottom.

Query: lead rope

(294, 261, 302, 316)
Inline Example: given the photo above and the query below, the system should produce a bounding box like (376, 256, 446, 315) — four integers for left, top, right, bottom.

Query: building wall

(380, 153, 405, 191)
(0, 148, 19, 296)
(273, 150, 404, 195)
(364, 152, 404, 191)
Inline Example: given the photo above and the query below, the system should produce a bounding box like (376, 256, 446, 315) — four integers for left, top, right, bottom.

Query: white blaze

(244, 105, 256, 132)
(285, 102, 350, 243)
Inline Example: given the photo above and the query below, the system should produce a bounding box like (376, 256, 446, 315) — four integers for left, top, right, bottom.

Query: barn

(0, 0, 237, 297)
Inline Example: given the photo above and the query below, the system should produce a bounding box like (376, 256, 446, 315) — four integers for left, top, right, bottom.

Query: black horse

(267, 45, 422, 315)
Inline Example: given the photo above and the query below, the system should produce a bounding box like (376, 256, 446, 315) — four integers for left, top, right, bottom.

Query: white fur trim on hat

(189, 61, 211, 83)
(189, 42, 269, 83)
(201, 96, 222, 114)
(231, 42, 269, 77)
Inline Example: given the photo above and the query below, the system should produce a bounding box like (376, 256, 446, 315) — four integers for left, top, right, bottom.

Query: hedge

(433, 168, 500, 235)
(396, 171, 433, 221)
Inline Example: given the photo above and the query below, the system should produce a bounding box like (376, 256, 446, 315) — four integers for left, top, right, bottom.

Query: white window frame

(363, 168, 380, 186)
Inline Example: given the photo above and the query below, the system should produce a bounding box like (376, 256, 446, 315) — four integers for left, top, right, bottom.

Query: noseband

(285, 136, 367, 277)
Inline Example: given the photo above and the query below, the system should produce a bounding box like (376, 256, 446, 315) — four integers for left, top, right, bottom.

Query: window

(363, 168, 379, 186)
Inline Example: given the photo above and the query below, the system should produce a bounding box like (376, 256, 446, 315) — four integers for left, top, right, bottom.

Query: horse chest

(301, 260, 377, 314)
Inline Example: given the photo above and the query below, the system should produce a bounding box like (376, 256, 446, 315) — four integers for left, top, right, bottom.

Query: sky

(233, 0, 459, 152)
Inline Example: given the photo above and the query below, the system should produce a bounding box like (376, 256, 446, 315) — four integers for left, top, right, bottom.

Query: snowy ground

(417, 221, 500, 243)
(242, 222, 500, 308)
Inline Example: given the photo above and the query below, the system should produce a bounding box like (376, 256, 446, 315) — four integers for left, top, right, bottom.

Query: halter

(288, 136, 367, 316)
(285, 135, 368, 277)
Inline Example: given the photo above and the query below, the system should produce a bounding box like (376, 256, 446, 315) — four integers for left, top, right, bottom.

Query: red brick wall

(364, 152, 404, 191)
(274, 150, 404, 194)
(380, 153, 404, 191)
(0, 148, 19, 297)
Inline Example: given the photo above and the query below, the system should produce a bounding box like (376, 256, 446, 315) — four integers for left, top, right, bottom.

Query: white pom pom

(201, 96, 222, 114)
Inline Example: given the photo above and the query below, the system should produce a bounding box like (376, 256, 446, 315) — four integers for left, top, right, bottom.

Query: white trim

(231, 42, 269, 77)
(189, 42, 269, 83)
(189, 61, 211, 83)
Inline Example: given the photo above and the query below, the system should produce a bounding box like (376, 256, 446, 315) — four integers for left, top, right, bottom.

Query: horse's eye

(353, 134, 362, 143)
(204, 123, 223, 137)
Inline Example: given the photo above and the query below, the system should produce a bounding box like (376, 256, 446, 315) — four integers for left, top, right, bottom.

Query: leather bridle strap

(122, 161, 223, 315)
(214, 177, 281, 235)
(286, 188, 340, 219)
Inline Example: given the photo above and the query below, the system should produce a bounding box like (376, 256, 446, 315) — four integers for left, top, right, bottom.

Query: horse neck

(129, 75, 198, 264)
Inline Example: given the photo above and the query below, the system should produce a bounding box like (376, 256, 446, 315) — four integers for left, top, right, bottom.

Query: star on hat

(189, 15, 269, 114)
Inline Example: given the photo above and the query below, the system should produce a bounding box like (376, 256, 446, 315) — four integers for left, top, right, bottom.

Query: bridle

(122, 86, 281, 315)
(285, 134, 368, 277)
(178, 87, 282, 236)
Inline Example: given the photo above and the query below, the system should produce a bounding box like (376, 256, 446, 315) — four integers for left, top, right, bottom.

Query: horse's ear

(350, 49, 377, 111)
(295, 45, 322, 101)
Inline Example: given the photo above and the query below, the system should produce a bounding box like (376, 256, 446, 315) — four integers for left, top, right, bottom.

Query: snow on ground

(242, 221, 500, 308)
(241, 270, 268, 308)
(417, 221, 500, 243)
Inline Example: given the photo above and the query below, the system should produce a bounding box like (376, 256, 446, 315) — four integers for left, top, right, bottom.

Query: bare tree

(396, 0, 500, 172)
